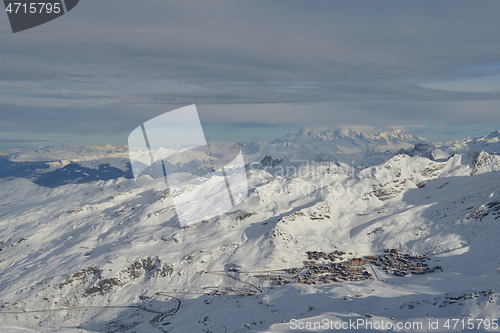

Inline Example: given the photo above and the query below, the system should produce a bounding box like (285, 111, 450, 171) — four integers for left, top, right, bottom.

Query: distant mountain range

(0, 129, 498, 187)
(0, 145, 132, 187)
(1, 128, 500, 331)
(440, 129, 500, 154)
(242, 129, 428, 165)
(398, 130, 500, 161)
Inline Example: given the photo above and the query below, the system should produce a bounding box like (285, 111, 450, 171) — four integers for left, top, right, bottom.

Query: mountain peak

(485, 130, 500, 138)
(275, 128, 426, 144)
(439, 130, 500, 154)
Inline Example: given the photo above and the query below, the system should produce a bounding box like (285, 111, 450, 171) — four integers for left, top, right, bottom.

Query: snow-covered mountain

(273, 128, 424, 151)
(0, 134, 499, 332)
(398, 143, 450, 161)
(242, 129, 428, 165)
(7, 144, 130, 164)
(396, 130, 500, 164)
(0, 129, 429, 187)
(0, 145, 133, 187)
(439, 130, 500, 155)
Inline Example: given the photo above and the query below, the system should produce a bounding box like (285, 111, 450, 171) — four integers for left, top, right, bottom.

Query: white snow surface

(1, 129, 430, 170)
(1, 147, 500, 331)
(242, 129, 428, 165)
(440, 130, 500, 155)
(8, 145, 130, 163)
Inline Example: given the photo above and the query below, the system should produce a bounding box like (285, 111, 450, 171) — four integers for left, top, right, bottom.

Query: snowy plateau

(0, 130, 500, 332)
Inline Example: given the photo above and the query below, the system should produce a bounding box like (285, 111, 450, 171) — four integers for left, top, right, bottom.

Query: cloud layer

(1, 1, 500, 148)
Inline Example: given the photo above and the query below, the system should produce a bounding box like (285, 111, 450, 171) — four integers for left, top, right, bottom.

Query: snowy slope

(398, 143, 450, 161)
(242, 129, 428, 166)
(0, 129, 430, 190)
(3, 129, 427, 168)
(8, 145, 130, 164)
(0, 145, 134, 187)
(0, 144, 500, 332)
(440, 130, 500, 155)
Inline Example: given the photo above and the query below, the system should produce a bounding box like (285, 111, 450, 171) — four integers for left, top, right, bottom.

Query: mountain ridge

(272, 128, 426, 144)
(0, 129, 498, 188)
(0, 146, 499, 331)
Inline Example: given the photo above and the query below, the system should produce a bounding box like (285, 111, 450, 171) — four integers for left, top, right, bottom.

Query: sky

(1, 1, 500, 150)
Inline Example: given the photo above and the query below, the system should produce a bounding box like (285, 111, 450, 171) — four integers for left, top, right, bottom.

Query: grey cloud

(1, 0, 500, 146)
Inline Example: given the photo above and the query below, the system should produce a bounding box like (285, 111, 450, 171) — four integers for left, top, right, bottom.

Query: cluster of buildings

(371, 249, 442, 276)
(255, 248, 441, 286)
(306, 250, 346, 261)
(440, 290, 498, 307)
(256, 257, 372, 286)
